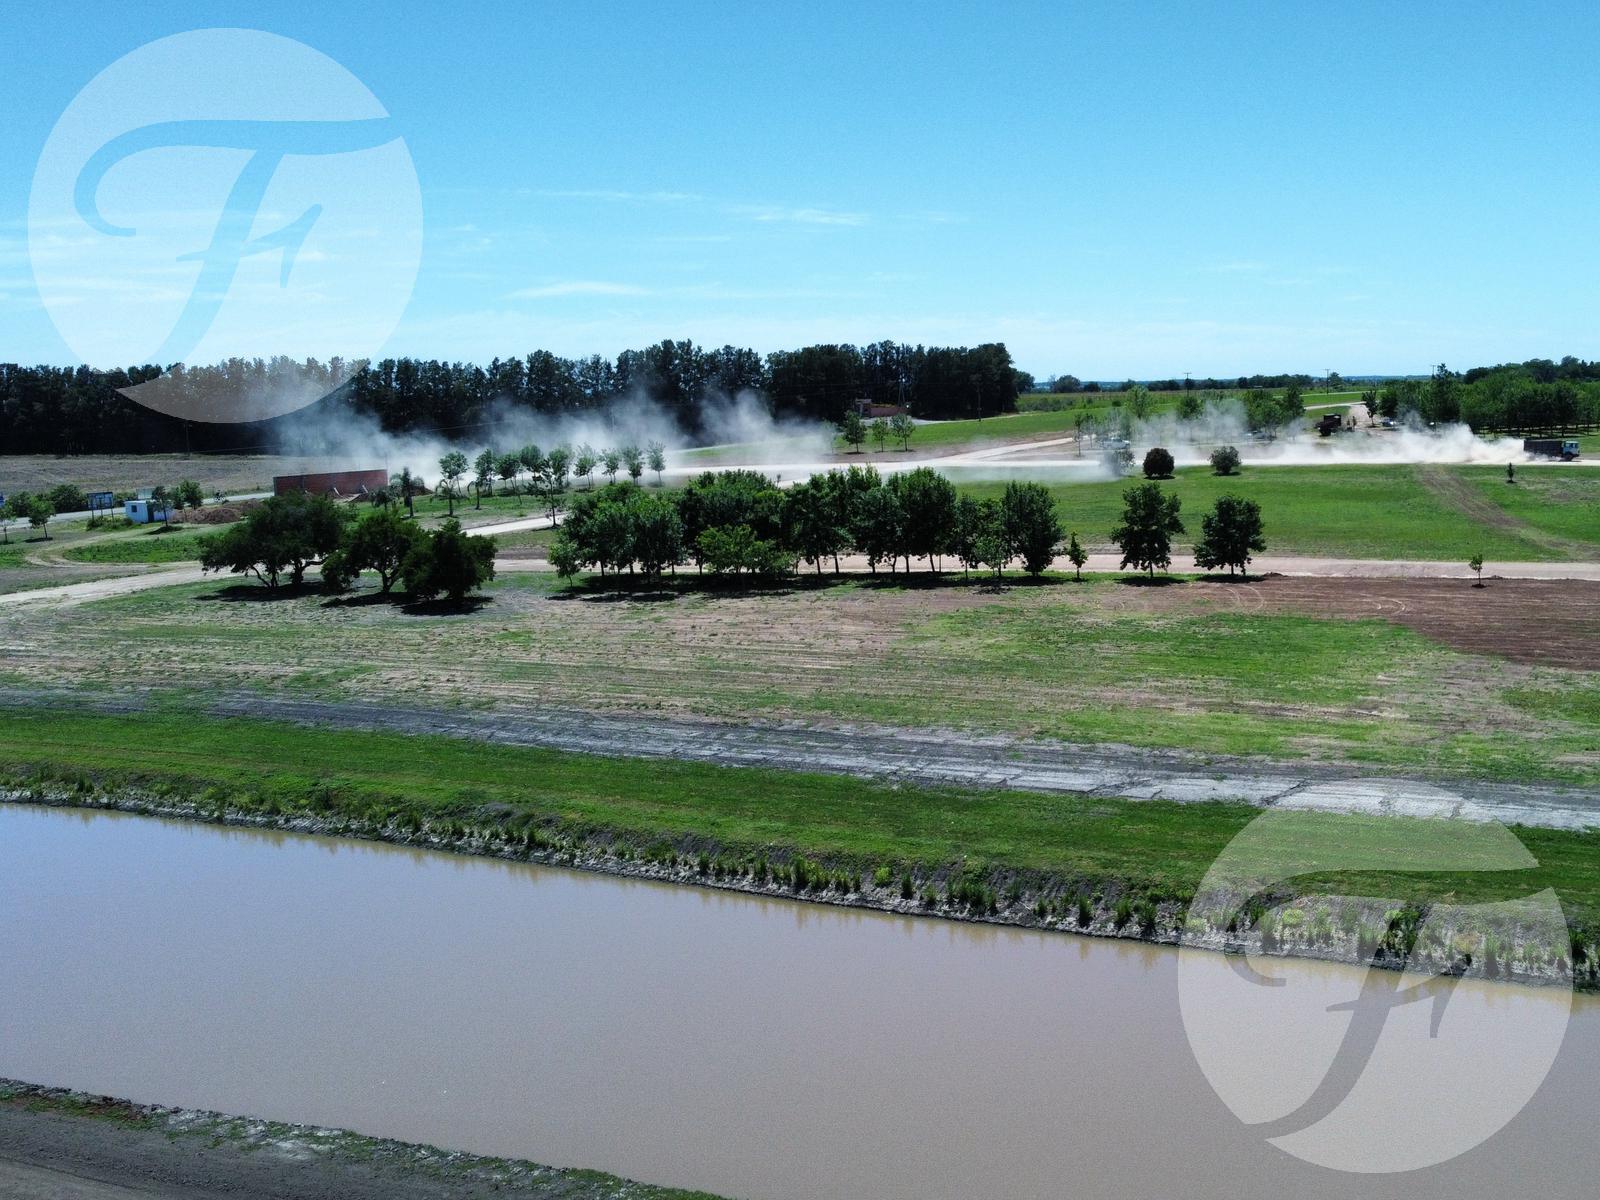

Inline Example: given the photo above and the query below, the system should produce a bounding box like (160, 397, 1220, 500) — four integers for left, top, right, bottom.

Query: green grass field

(1469, 467, 1600, 547)
(958, 463, 1600, 560)
(62, 526, 215, 564)
(7, 567, 1598, 786)
(4, 710, 1598, 944)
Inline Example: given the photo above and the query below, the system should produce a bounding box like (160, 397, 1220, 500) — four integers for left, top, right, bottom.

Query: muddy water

(2, 803, 1596, 1200)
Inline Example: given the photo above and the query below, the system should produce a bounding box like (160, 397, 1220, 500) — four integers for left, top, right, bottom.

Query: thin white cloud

(538, 189, 702, 205)
(731, 204, 868, 227)
(508, 280, 650, 299)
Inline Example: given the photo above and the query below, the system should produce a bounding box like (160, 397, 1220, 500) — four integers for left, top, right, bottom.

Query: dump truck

(1523, 437, 1581, 461)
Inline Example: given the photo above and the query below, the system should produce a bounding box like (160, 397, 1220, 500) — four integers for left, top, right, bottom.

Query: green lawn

(62, 526, 216, 564)
(959, 463, 1597, 560)
(1468, 466, 1600, 549)
(4, 710, 1598, 947)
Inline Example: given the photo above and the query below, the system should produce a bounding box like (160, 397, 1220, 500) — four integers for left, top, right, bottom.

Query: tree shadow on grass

(195, 582, 319, 603)
(321, 590, 407, 610)
(398, 595, 493, 616)
(551, 576, 787, 604)
(549, 569, 1079, 603)
(1116, 574, 1185, 588)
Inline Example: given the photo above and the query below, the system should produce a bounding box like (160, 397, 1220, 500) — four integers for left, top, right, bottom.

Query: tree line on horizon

(7, 349, 1595, 461)
(0, 340, 1020, 456)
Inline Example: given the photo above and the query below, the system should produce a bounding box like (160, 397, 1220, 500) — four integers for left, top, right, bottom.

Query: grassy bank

(3, 710, 1598, 977)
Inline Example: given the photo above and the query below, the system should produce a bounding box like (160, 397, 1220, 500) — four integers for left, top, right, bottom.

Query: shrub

(1135, 899, 1158, 935)
(873, 865, 893, 888)
(1210, 445, 1241, 476)
(1142, 447, 1175, 479)
(401, 518, 497, 602)
(1113, 896, 1133, 929)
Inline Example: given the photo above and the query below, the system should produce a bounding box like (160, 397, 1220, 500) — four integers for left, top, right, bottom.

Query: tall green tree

(1110, 482, 1184, 576)
(890, 466, 957, 572)
(783, 475, 847, 574)
(890, 412, 915, 450)
(840, 410, 866, 453)
(869, 417, 891, 452)
(391, 467, 420, 517)
(199, 493, 345, 587)
(473, 449, 497, 503)
(496, 453, 523, 494)
(1126, 384, 1155, 421)
(1001, 480, 1061, 576)
(851, 481, 904, 574)
(438, 451, 468, 516)
(1192, 495, 1265, 576)
(401, 519, 496, 602)
(574, 445, 599, 489)
(1065, 531, 1087, 580)
(26, 495, 54, 540)
(322, 507, 426, 593)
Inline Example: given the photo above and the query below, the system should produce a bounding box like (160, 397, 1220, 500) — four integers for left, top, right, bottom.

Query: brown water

(2, 803, 1595, 1200)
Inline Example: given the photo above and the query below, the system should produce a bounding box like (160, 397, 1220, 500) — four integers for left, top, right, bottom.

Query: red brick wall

(272, 469, 389, 496)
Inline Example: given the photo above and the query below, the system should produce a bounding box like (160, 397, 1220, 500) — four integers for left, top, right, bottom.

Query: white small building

(124, 498, 171, 525)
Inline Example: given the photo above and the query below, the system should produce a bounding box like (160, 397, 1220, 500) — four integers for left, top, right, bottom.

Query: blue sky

(3, 0, 1597, 377)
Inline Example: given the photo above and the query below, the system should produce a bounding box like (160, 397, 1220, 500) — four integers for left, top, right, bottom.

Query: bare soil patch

(0, 454, 352, 496)
(1106, 574, 1600, 669)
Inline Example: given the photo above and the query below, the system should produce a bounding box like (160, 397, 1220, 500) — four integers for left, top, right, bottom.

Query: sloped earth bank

(10, 690, 1600, 829)
(0, 1081, 721, 1200)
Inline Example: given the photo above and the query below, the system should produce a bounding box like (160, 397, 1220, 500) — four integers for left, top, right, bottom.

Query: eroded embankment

(3, 782, 1592, 995)
(0, 1079, 727, 1200)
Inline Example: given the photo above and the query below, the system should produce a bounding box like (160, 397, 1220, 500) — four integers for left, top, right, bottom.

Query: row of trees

(1370, 363, 1600, 432)
(1110, 483, 1265, 576)
(550, 468, 1068, 581)
(198, 493, 496, 601)
(428, 440, 674, 518)
(0, 340, 1021, 456)
(1044, 372, 1319, 394)
(548, 468, 1268, 582)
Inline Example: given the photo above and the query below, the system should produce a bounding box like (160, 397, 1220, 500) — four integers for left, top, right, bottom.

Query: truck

(1315, 413, 1344, 436)
(1523, 437, 1581, 461)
